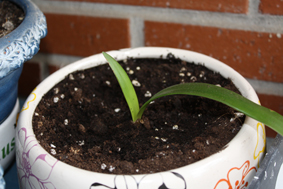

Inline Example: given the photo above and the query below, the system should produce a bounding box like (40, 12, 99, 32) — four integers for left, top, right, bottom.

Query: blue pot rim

(0, 0, 47, 79)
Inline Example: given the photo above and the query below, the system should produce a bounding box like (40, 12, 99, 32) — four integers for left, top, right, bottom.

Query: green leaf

(102, 52, 140, 122)
(138, 83, 283, 135)
(103, 52, 283, 136)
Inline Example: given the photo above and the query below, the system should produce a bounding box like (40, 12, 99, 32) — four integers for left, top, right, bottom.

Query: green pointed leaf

(102, 52, 140, 122)
(138, 83, 283, 135)
(103, 52, 283, 136)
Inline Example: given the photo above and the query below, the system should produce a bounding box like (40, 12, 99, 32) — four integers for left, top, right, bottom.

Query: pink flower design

(17, 128, 58, 189)
(214, 160, 257, 189)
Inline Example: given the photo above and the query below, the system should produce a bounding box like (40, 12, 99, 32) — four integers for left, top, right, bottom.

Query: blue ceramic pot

(0, 0, 47, 123)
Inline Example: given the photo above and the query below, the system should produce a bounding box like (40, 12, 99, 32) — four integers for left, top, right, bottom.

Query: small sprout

(50, 144, 56, 148)
(114, 108, 121, 113)
(155, 136, 159, 140)
(34, 112, 39, 116)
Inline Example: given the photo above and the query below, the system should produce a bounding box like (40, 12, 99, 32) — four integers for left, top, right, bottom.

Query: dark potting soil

(33, 54, 245, 174)
(0, 0, 24, 38)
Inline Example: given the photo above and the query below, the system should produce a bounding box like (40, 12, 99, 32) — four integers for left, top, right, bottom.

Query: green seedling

(103, 52, 283, 136)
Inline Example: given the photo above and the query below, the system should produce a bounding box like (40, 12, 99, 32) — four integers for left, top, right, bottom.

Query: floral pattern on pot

(213, 160, 257, 189)
(90, 172, 187, 189)
(254, 122, 266, 167)
(16, 127, 58, 189)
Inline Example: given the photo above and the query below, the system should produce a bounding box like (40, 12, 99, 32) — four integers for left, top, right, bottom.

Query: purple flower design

(17, 128, 58, 189)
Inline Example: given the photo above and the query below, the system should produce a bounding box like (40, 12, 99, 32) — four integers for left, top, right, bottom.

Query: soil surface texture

(0, 1, 24, 38)
(33, 54, 245, 174)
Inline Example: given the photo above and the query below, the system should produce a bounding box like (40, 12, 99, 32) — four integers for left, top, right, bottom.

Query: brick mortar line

(129, 17, 145, 47)
(34, 0, 283, 33)
(30, 53, 283, 97)
(247, 79, 283, 97)
(248, 0, 260, 16)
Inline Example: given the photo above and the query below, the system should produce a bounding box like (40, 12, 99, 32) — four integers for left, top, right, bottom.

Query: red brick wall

(260, 0, 283, 15)
(19, 0, 283, 137)
(145, 22, 283, 83)
(40, 14, 130, 56)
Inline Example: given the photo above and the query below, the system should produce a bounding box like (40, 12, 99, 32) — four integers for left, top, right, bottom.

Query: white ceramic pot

(16, 47, 265, 189)
(0, 99, 19, 171)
